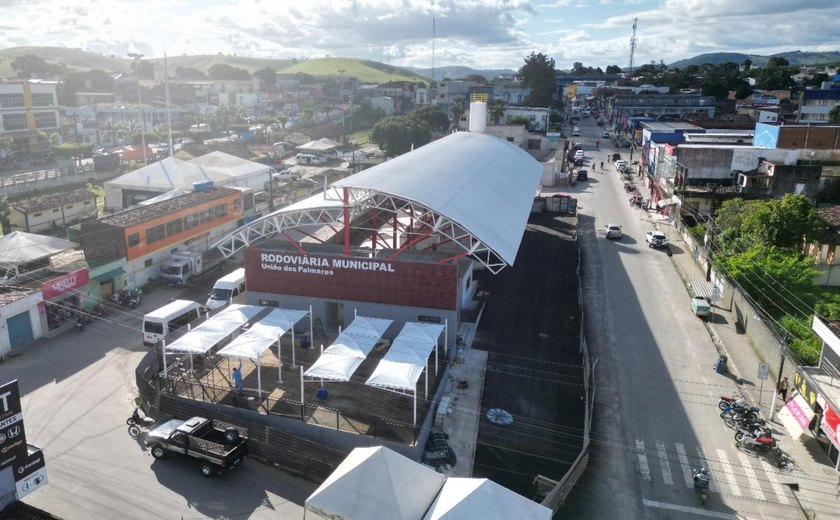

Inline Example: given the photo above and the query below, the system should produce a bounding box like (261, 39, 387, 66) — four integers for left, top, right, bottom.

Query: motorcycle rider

(693, 467, 710, 500)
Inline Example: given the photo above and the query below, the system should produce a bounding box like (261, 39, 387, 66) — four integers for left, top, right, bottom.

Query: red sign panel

(41, 268, 89, 300)
(822, 403, 840, 448)
(245, 248, 458, 310)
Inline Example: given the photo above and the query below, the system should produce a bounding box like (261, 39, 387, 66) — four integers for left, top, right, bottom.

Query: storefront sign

(41, 268, 89, 300)
(821, 403, 840, 449)
(777, 393, 815, 440)
(793, 370, 820, 410)
(259, 253, 396, 277)
(0, 380, 26, 469)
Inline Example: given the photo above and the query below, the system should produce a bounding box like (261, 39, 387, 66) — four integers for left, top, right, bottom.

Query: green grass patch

(279, 57, 428, 83)
(348, 129, 372, 145)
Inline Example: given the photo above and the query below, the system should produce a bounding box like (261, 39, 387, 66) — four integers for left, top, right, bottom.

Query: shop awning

(95, 267, 124, 282)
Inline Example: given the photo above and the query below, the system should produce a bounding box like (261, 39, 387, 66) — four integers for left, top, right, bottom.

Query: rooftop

(98, 186, 237, 228)
(12, 189, 97, 213)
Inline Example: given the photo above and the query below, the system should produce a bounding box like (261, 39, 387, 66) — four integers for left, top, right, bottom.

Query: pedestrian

(232, 359, 243, 394)
(600, 161, 604, 169)
(777, 376, 790, 402)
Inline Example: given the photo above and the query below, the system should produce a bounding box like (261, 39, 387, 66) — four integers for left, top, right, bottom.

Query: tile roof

(12, 189, 97, 213)
(97, 186, 237, 228)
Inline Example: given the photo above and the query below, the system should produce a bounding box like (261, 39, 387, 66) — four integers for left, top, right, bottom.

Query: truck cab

(146, 416, 248, 477)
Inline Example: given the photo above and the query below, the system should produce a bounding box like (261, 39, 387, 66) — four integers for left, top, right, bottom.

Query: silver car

(604, 224, 622, 239)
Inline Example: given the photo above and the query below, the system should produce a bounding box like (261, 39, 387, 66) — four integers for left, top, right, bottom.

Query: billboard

(246, 248, 458, 310)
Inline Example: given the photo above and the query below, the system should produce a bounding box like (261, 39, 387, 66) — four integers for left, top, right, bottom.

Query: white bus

(205, 268, 247, 311)
(142, 299, 206, 346)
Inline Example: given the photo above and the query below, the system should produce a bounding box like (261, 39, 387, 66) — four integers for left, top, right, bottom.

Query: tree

(829, 105, 840, 124)
(174, 66, 206, 79)
(0, 197, 10, 234)
(488, 99, 506, 124)
(715, 195, 826, 252)
(519, 52, 557, 107)
(254, 67, 277, 90)
(605, 65, 623, 75)
(11, 54, 62, 79)
(370, 116, 432, 157)
(410, 105, 449, 133)
(755, 58, 794, 90)
(450, 98, 465, 130)
(207, 64, 250, 80)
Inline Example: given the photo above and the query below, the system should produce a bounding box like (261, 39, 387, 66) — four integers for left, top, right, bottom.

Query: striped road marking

(675, 443, 694, 488)
(717, 449, 742, 497)
(636, 439, 651, 481)
(656, 441, 674, 486)
(737, 452, 766, 500)
(642, 499, 739, 519)
(760, 458, 790, 505)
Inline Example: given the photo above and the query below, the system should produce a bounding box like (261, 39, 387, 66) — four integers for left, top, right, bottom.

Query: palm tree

(103, 118, 121, 146)
(450, 98, 465, 130)
(488, 99, 506, 125)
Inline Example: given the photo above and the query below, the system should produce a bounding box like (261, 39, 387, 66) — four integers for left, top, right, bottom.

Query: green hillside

(279, 57, 429, 82)
(0, 47, 429, 83)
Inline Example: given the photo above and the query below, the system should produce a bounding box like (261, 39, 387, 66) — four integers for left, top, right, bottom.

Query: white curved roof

(332, 132, 541, 265)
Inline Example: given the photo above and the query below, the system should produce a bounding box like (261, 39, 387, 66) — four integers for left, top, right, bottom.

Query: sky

(0, 0, 838, 72)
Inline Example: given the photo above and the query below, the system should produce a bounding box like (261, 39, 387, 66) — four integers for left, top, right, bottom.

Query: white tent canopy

(423, 478, 551, 520)
(304, 316, 392, 382)
(217, 308, 308, 360)
(165, 304, 263, 355)
(0, 231, 78, 265)
(366, 322, 444, 392)
(305, 446, 445, 520)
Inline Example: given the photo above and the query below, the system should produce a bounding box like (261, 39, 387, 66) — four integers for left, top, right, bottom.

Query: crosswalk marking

(636, 439, 651, 481)
(656, 441, 674, 486)
(697, 446, 719, 494)
(759, 458, 790, 505)
(737, 452, 766, 500)
(716, 449, 742, 496)
(675, 443, 694, 488)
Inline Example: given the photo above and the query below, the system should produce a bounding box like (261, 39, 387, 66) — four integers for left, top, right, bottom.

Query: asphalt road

(560, 116, 806, 519)
(3, 273, 316, 519)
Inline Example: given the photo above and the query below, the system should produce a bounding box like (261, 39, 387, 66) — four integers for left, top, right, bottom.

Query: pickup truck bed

(146, 417, 248, 477)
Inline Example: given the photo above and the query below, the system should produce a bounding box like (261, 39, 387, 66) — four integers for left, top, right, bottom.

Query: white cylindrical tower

(469, 101, 487, 133)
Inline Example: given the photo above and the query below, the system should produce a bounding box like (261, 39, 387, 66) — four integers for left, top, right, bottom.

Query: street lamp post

(128, 53, 148, 166)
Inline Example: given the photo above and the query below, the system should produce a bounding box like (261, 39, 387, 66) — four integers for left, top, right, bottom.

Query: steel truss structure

(213, 185, 510, 273)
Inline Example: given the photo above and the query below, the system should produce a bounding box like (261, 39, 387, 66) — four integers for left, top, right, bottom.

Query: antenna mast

(431, 0, 436, 84)
(628, 17, 638, 77)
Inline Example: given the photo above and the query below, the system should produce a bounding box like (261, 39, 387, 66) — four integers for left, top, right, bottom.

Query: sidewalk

(655, 214, 839, 519)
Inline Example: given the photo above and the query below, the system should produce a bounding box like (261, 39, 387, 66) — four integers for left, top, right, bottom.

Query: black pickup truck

(146, 416, 248, 477)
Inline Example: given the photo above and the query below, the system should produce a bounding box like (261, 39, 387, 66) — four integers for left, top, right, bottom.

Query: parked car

(645, 230, 668, 248)
(602, 131, 610, 139)
(604, 224, 622, 239)
(576, 169, 588, 181)
(572, 129, 580, 137)
(574, 158, 584, 166)
(574, 150, 584, 159)
(615, 160, 627, 172)
(146, 416, 248, 477)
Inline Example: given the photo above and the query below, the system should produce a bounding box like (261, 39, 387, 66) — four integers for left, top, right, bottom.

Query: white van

(142, 299, 206, 345)
(296, 153, 326, 165)
(205, 268, 246, 311)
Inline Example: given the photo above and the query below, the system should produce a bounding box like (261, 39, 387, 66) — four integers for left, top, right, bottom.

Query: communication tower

(628, 17, 638, 77)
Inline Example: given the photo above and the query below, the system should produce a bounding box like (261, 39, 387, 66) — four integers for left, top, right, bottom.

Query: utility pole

(128, 53, 148, 165)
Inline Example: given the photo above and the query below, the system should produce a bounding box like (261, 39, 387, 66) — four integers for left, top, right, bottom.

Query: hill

(407, 65, 516, 81)
(0, 47, 428, 84)
(669, 50, 840, 69)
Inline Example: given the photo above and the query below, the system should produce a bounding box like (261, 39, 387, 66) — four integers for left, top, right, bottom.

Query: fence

(537, 220, 595, 512)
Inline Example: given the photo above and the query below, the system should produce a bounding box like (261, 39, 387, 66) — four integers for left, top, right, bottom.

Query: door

(7, 310, 34, 349)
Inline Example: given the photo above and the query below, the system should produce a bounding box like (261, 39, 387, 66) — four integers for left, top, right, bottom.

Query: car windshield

(160, 265, 182, 275)
(209, 288, 232, 301)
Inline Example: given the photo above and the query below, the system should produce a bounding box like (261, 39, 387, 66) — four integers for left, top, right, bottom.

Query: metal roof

(332, 131, 542, 265)
(213, 131, 542, 272)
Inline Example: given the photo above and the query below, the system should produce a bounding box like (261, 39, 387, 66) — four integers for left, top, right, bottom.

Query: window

(0, 94, 24, 107)
(2, 113, 26, 131)
(183, 213, 198, 230)
(83, 201, 91, 205)
(259, 300, 279, 307)
(65, 205, 74, 209)
(144, 258, 153, 268)
(166, 219, 183, 236)
(34, 112, 57, 128)
(127, 233, 140, 247)
(146, 224, 165, 244)
(214, 203, 227, 218)
(418, 315, 441, 323)
(33, 212, 42, 217)
(31, 93, 54, 106)
(52, 209, 58, 213)
(233, 198, 241, 210)
(199, 209, 213, 224)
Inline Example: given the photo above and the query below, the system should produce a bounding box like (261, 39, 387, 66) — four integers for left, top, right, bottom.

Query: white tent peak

(306, 446, 445, 520)
(424, 477, 551, 520)
(0, 231, 79, 265)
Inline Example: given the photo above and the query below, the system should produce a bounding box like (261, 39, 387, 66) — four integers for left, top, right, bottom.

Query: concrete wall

(0, 293, 45, 357)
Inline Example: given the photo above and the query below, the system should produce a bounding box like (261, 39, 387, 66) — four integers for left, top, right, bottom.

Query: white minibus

(205, 268, 247, 311)
(142, 299, 206, 345)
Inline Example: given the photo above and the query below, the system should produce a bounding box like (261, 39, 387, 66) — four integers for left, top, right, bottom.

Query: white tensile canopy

(305, 446, 445, 520)
(304, 316, 392, 382)
(0, 231, 78, 264)
(165, 304, 263, 355)
(216, 308, 309, 396)
(423, 478, 552, 520)
(366, 322, 444, 426)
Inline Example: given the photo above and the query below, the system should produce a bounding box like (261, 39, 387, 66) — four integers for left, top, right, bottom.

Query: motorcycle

(692, 467, 710, 504)
(734, 423, 771, 442)
(718, 396, 743, 410)
(770, 446, 794, 470)
(113, 288, 143, 309)
(127, 406, 155, 437)
(75, 317, 85, 332)
(736, 432, 776, 452)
